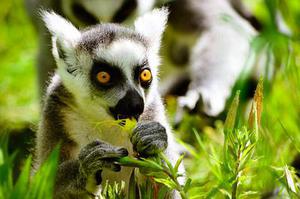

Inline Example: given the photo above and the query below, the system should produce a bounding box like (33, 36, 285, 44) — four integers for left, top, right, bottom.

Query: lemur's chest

(64, 111, 134, 156)
(64, 111, 135, 187)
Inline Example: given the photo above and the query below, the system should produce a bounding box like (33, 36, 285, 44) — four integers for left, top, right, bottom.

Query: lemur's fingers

(84, 146, 128, 161)
(131, 121, 167, 156)
(136, 135, 167, 155)
(80, 148, 127, 172)
(131, 122, 165, 145)
(80, 140, 128, 159)
(79, 140, 128, 176)
(84, 159, 121, 172)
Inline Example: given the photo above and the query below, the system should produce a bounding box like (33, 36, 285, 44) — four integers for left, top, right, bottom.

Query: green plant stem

(162, 168, 187, 199)
(232, 146, 241, 199)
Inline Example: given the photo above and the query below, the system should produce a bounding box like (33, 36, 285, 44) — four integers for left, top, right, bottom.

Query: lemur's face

(43, 9, 167, 120)
(76, 26, 155, 120)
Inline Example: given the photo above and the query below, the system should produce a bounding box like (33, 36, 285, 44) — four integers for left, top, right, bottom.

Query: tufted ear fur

(42, 11, 81, 64)
(134, 8, 168, 54)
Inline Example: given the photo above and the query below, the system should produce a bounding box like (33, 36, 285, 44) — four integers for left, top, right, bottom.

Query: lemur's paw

(131, 122, 168, 156)
(78, 140, 128, 177)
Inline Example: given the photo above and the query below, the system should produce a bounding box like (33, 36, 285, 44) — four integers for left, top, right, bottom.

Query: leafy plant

(117, 152, 190, 199)
(100, 181, 126, 199)
(0, 136, 59, 199)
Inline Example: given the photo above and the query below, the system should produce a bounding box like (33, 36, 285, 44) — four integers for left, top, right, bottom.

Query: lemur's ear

(134, 8, 168, 54)
(42, 11, 81, 60)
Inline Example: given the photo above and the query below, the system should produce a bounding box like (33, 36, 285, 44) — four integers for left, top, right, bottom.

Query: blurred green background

(0, 0, 38, 130)
(1, 0, 300, 198)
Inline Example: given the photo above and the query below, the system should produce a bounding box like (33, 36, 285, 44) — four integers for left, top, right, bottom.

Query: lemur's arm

(54, 160, 87, 197)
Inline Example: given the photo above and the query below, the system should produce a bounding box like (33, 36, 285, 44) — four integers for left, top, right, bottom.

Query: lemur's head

(43, 9, 168, 121)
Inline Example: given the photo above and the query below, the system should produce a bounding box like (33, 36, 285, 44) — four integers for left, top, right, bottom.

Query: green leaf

(158, 184, 170, 199)
(0, 149, 4, 166)
(206, 176, 235, 198)
(121, 119, 137, 135)
(174, 153, 185, 174)
(159, 152, 175, 176)
(26, 145, 59, 199)
(240, 144, 256, 162)
(154, 178, 177, 190)
(284, 165, 297, 194)
(176, 138, 200, 159)
(128, 170, 138, 199)
(183, 178, 192, 193)
(117, 156, 163, 172)
(248, 78, 263, 131)
(224, 91, 240, 131)
(142, 158, 164, 172)
(10, 156, 32, 199)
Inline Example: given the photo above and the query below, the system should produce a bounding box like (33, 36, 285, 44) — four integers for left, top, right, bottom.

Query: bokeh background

(0, 0, 38, 171)
(1, 0, 300, 198)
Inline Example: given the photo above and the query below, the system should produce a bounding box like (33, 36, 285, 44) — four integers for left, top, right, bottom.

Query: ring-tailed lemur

(35, 8, 184, 198)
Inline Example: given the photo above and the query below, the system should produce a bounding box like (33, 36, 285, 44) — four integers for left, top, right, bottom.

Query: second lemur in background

(35, 8, 184, 198)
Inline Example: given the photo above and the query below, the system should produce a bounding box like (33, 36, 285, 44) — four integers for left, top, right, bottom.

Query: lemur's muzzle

(109, 89, 144, 120)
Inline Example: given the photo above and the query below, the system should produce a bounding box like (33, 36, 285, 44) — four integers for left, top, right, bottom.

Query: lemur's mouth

(117, 114, 139, 120)
(109, 107, 140, 121)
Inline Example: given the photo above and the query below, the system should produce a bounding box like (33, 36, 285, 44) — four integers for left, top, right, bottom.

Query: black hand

(78, 140, 128, 184)
(131, 122, 168, 156)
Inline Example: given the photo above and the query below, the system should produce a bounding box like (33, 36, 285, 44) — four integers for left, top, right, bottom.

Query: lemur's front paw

(78, 140, 128, 180)
(131, 122, 168, 156)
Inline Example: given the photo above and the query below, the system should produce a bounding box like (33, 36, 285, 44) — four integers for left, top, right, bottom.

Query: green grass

(0, 137, 59, 199)
(0, 0, 300, 198)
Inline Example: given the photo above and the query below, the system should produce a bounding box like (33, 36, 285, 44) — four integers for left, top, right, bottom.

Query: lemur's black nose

(110, 89, 144, 120)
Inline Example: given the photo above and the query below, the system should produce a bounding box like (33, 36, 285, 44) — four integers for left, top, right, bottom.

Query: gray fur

(138, 100, 157, 121)
(37, 82, 75, 163)
(78, 24, 147, 53)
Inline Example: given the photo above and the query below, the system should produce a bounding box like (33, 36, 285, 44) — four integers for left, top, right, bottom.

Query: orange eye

(97, 71, 111, 84)
(140, 69, 152, 82)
